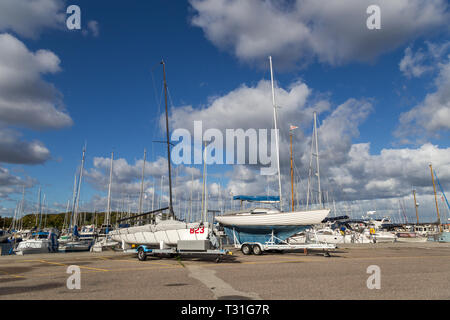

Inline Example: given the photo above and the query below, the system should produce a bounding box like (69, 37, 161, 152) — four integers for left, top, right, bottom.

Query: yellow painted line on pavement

(0, 269, 26, 279)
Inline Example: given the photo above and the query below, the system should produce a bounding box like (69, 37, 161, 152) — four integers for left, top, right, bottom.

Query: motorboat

(14, 230, 58, 255)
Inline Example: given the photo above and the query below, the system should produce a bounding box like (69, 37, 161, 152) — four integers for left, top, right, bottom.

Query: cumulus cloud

(399, 47, 433, 78)
(0, 0, 65, 39)
(0, 166, 35, 200)
(396, 59, 450, 139)
(163, 76, 450, 221)
(190, 0, 449, 67)
(0, 128, 51, 164)
(399, 41, 450, 78)
(0, 33, 72, 130)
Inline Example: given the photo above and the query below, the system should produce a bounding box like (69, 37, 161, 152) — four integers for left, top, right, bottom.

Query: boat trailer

(133, 240, 232, 263)
(231, 228, 336, 257)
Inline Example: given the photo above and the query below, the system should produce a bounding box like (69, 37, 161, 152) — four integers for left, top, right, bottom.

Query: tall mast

(202, 141, 208, 223)
(161, 60, 174, 217)
(313, 112, 322, 208)
(138, 149, 146, 216)
(69, 174, 77, 231)
(290, 129, 294, 211)
(106, 151, 114, 227)
(269, 56, 283, 211)
(151, 179, 155, 212)
(430, 164, 441, 225)
(37, 187, 42, 229)
(413, 189, 419, 224)
(189, 168, 193, 223)
(74, 146, 86, 229)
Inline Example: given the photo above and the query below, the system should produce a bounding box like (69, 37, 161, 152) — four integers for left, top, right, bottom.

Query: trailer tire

(241, 244, 252, 255)
(138, 248, 147, 261)
(252, 244, 263, 255)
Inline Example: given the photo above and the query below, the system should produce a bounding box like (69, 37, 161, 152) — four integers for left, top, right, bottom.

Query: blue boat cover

(233, 195, 280, 202)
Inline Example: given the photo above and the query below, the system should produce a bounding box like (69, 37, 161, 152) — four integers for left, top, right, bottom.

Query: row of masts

(6, 58, 448, 231)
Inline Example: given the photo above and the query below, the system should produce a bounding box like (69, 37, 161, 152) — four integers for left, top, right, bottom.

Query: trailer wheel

(252, 244, 263, 255)
(241, 244, 252, 255)
(215, 256, 222, 263)
(137, 247, 147, 261)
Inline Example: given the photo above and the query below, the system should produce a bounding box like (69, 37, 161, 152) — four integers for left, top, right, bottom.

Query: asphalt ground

(0, 242, 449, 300)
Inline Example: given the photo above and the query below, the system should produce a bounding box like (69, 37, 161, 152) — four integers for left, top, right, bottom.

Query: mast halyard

(269, 56, 283, 211)
(161, 60, 174, 218)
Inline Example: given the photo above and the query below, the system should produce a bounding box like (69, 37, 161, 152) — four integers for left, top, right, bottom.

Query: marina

(0, 242, 449, 300)
(0, 0, 449, 306)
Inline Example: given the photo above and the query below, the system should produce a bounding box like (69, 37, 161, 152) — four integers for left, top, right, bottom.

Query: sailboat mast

(138, 149, 146, 216)
(161, 60, 174, 217)
(413, 189, 419, 224)
(290, 130, 294, 211)
(37, 187, 42, 229)
(74, 146, 86, 229)
(189, 169, 193, 223)
(429, 164, 441, 226)
(313, 112, 322, 208)
(106, 151, 114, 227)
(202, 141, 208, 223)
(269, 56, 283, 211)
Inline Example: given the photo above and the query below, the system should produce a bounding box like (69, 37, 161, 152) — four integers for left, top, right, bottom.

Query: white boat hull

(110, 221, 211, 246)
(14, 239, 56, 255)
(215, 209, 330, 227)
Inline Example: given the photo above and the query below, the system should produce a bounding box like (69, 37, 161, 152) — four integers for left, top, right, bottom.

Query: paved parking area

(0, 242, 449, 300)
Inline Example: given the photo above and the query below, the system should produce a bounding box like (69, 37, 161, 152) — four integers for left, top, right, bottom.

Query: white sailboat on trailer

(109, 60, 212, 249)
(215, 56, 330, 245)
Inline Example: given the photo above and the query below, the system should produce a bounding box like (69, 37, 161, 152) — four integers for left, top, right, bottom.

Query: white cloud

(0, 128, 51, 164)
(190, 0, 449, 67)
(396, 59, 450, 138)
(0, 34, 72, 130)
(399, 47, 433, 78)
(0, 0, 65, 39)
(82, 20, 100, 37)
(0, 166, 35, 200)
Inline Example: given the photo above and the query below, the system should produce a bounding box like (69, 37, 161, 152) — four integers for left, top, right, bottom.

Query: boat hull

(224, 225, 309, 244)
(215, 209, 330, 226)
(217, 209, 330, 244)
(14, 239, 57, 255)
(58, 240, 94, 252)
(110, 222, 211, 246)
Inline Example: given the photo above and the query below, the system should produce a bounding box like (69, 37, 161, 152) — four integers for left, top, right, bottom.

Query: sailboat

(58, 147, 95, 252)
(14, 188, 59, 255)
(109, 60, 212, 249)
(92, 151, 120, 251)
(215, 56, 330, 245)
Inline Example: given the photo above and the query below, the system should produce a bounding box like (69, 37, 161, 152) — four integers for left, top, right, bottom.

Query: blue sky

(0, 0, 449, 222)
